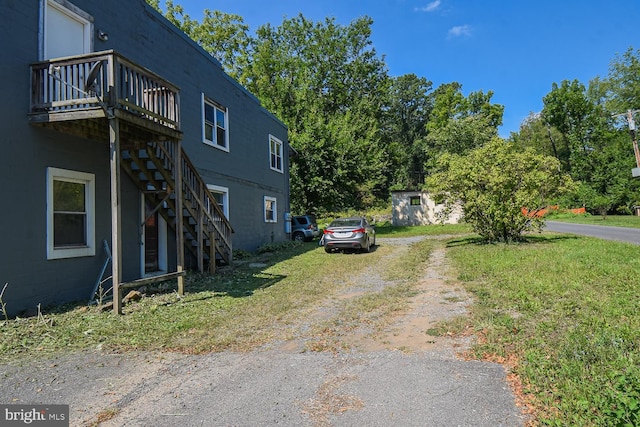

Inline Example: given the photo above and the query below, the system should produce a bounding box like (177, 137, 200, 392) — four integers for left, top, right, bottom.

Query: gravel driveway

(1, 236, 526, 426)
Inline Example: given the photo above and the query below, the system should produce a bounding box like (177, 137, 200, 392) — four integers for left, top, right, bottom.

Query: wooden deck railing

(30, 50, 180, 130)
(181, 147, 234, 262)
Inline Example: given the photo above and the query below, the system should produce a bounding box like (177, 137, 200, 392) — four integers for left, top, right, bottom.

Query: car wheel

(292, 232, 305, 242)
(363, 237, 371, 253)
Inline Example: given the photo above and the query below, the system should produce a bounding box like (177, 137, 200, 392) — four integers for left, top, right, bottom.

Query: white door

(44, 0, 92, 59)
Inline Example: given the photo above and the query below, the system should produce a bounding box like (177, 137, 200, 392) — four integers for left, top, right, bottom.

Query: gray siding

(0, 0, 289, 315)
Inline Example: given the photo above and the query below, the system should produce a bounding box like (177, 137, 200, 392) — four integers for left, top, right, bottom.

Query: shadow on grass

(186, 240, 322, 298)
(13, 241, 322, 319)
(189, 271, 288, 298)
(323, 244, 379, 254)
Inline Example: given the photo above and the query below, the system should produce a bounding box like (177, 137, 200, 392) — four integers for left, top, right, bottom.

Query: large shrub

(426, 138, 574, 242)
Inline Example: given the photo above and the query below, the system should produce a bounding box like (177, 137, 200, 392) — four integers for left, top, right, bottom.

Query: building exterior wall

(391, 191, 463, 226)
(68, 0, 290, 251)
(0, 0, 289, 316)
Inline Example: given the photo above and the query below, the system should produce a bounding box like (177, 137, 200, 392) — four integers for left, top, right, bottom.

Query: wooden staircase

(121, 140, 233, 272)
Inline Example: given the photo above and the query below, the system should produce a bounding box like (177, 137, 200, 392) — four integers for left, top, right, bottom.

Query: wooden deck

(29, 50, 182, 144)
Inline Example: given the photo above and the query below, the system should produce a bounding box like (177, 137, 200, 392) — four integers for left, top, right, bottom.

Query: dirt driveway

(1, 236, 526, 426)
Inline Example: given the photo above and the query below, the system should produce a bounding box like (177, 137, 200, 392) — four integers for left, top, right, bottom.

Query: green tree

(189, 10, 250, 80)
(536, 76, 640, 213)
(511, 112, 564, 158)
(541, 79, 597, 173)
(558, 131, 638, 215)
(424, 85, 503, 165)
(146, 1, 249, 79)
(600, 47, 640, 113)
(592, 47, 640, 212)
(426, 138, 573, 243)
(382, 74, 433, 190)
(240, 15, 389, 213)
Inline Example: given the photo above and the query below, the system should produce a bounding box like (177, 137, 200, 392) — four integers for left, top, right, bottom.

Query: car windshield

(329, 219, 361, 228)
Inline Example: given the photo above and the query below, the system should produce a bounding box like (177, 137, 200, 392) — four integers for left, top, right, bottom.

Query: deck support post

(109, 116, 123, 314)
(197, 180, 205, 273)
(175, 140, 185, 295)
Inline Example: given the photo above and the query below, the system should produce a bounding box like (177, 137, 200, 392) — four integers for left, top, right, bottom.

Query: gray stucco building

(0, 0, 290, 315)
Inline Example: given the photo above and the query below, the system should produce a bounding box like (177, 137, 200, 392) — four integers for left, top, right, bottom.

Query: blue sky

(177, 0, 640, 137)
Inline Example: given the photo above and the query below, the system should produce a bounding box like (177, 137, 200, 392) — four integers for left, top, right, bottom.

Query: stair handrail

(152, 140, 233, 259)
(179, 148, 234, 254)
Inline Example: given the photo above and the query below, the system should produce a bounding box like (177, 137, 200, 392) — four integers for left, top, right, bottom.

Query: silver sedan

(323, 217, 376, 253)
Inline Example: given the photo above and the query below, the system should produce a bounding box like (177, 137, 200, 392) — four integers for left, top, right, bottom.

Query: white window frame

(41, 0, 93, 60)
(269, 134, 284, 173)
(264, 196, 277, 223)
(207, 184, 230, 219)
(47, 167, 96, 260)
(202, 94, 229, 152)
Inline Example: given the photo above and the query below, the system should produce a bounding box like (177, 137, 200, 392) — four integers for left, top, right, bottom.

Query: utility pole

(612, 109, 640, 177)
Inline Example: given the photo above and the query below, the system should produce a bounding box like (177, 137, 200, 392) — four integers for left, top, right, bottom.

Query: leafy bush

(426, 138, 574, 243)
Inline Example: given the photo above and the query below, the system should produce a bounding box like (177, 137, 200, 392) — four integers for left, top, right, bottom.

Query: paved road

(545, 221, 640, 245)
(2, 350, 524, 427)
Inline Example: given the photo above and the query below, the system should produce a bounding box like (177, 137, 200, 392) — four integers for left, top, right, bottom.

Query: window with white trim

(207, 184, 229, 219)
(269, 135, 283, 173)
(42, 0, 93, 60)
(47, 167, 96, 259)
(264, 196, 277, 223)
(202, 95, 229, 151)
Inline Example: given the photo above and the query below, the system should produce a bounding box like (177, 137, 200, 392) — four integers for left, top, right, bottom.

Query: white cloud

(448, 24, 472, 37)
(415, 1, 441, 12)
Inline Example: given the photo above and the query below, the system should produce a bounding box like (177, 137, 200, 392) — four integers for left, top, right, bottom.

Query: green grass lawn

(0, 235, 435, 360)
(446, 232, 640, 426)
(374, 222, 473, 237)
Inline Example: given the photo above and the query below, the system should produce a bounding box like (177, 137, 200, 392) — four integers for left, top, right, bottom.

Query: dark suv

(291, 215, 320, 242)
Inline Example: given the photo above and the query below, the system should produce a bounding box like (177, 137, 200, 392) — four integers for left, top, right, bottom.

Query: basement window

(264, 196, 277, 223)
(47, 167, 96, 259)
(207, 184, 230, 219)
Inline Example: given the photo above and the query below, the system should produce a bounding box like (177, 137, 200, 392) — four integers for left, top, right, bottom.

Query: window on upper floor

(269, 135, 283, 173)
(264, 196, 277, 223)
(202, 95, 229, 151)
(410, 196, 421, 206)
(47, 167, 96, 260)
(42, 0, 93, 60)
